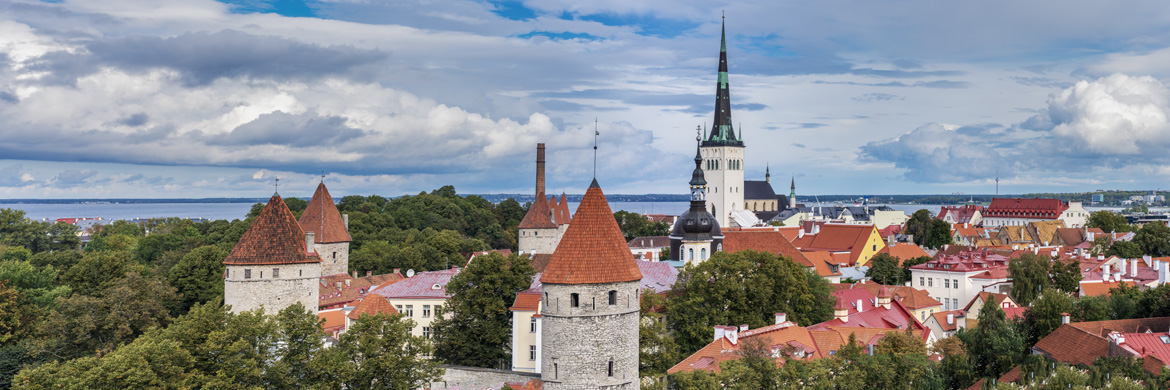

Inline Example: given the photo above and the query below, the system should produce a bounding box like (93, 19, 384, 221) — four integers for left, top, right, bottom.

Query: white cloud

(1047, 74, 1170, 155)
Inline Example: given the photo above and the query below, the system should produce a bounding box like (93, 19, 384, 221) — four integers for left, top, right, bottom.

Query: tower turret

(224, 194, 321, 315)
(299, 182, 351, 276)
(672, 129, 724, 264)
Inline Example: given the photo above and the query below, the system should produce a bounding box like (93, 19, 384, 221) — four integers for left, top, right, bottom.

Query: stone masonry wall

(541, 281, 640, 390)
(314, 242, 349, 276)
(430, 365, 540, 390)
(224, 262, 320, 315)
(519, 227, 559, 255)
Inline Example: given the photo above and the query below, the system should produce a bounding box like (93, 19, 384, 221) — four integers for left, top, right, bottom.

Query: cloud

(27, 29, 388, 87)
(861, 73, 1170, 183)
(0, 164, 31, 187)
(852, 93, 903, 102)
(50, 169, 97, 187)
(813, 80, 972, 88)
(210, 111, 365, 147)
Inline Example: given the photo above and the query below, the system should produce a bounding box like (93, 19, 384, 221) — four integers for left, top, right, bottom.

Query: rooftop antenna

(593, 118, 599, 179)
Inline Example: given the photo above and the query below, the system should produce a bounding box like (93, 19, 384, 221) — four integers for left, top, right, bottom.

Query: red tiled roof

(1056, 228, 1086, 246)
(319, 272, 404, 309)
(319, 309, 346, 331)
(930, 310, 961, 332)
(985, 198, 1068, 219)
(511, 292, 542, 311)
(963, 292, 1016, 312)
(519, 194, 557, 229)
(298, 182, 352, 243)
(555, 193, 571, 226)
(723, 229, 816, 269)
(667, 322, 822, 374)
(347, 295, 398, 319)
(801, 224, 880, 266)
(801, 251, 841, 277)
(845, 282, 941, 311)
(938, 205, 984, 224)
(541, 182, 642, 285)
(224, 194, 321, 265)
(879, 243, 929, 264)
(1080, 281, 1135, 297)
(530, 254, 553, 273)
(878, 225, 902, 239)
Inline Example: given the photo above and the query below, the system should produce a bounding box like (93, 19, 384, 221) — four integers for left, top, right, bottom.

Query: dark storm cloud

(26, 30, 388, 87)
(211, 111, 365, 147)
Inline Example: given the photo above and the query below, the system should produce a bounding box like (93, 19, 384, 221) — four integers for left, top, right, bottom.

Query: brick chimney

(536, 143, 546, 196)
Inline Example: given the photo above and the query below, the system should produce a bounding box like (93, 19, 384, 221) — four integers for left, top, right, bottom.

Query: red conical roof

(518, 193, 557, 229)
(541, 181, 642, 285)
(224, 194, 320, 265)
(298, 182, 352, 243)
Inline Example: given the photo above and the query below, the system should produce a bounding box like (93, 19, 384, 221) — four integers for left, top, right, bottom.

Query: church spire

(704, 16, 741, 146)
(690, 126, 707, 201)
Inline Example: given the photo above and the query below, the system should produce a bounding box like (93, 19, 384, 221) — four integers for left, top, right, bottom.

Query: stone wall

(430, 365, 541, 390)
(541, 281, 640, 390)
(224, 262, 320, 315)
(314, 241, 349, 276)
(519, 227, 559, 255)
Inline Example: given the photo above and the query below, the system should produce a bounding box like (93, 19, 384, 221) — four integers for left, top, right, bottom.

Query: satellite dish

(406, 269, 415, 278)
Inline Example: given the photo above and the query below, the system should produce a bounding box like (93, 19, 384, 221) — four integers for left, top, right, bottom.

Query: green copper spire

(704, 16, 742, 147)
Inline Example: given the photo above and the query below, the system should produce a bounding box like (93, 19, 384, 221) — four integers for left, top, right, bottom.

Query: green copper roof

(704, 18, 742, 147)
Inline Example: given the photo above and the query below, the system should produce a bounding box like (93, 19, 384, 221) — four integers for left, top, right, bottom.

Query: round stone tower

(540, 179, 642, 390)
(298, 182, 352, 276)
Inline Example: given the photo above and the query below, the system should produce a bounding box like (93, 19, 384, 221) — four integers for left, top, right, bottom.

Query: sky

(2, 0, 1170, 199)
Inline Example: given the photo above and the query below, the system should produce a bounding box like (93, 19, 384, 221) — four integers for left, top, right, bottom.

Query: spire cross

(274, 177, 280, 195)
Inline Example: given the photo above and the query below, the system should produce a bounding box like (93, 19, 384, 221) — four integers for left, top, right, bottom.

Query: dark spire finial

(593, 118, 599, 180)
(320, 171, 326, 184)
(273, 177, 280, 196)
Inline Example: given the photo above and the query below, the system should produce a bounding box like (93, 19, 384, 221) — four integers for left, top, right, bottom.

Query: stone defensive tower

(298, 182, 352, 276)
(701, 18, 745, 228)
(540, 179, 641, 390)
(519, 143, 570, 255)
(224, 194, 321, 315)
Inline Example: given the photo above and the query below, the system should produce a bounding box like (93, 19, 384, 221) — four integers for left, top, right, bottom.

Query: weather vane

(593, 118, 599, 179)
(696, 125, 701, 142)
(274, 177, 280, 195)
(320, 171, 326, 183)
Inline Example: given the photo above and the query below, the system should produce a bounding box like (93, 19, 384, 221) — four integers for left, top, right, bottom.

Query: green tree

(932, 336, 975, 390)
(904, 209, 932, 247)
(28, 250, 82, 275)
(900, 255, 931, 284)
(330, 312, 444, 390)
(875, 328, 927, 355)
(640, 290, 680, 383)
(0, 260, 70, 309)
(1050, 259, 1083, 294)
(284, 197, 308, 218)
(432, 253, 535, 368)
(666, 250, 834, 355)
(36, 272, 176, 360)
(959, 296, 1025, 379)
(1138, 283, 1170, 318)
(1008, 253, 1051, 306)
(924, 219, 954, 250)
(1133, 222, 1170, 256)
(1107, 240, 1143, 259)
(1087, 211, 1131, 233)
(865, 253, 903, 285)
(168, 245, 228, 313)
(614, 210, 669, 242)
(1109, 283, 1142, 320)
(0, 282, 24, 345)
(1019, 290, 1074, 345)
(1072, 295, 1111, 322)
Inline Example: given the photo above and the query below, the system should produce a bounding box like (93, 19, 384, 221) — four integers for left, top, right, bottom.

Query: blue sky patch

(487, 0, 537, 21)
(217, 0, 317, 17)
(574, 13, 699, 38)
(519, 31, 602, 41)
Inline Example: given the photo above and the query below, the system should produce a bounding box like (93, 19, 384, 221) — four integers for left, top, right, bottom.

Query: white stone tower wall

(703, 145, 745, 228)
(224, 262, 321, 315)
(540, 281, 640, 390)
(314, 242, 350, 276)
(519, 227, 560, 255)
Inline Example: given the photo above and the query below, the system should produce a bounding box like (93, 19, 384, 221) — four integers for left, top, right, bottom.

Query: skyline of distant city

(2, 1, 1170, 198)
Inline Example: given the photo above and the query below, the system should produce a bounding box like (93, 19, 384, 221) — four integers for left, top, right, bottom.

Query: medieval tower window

(608, 360, 614, 377)
(570, 293, 579, 308)
(608, 290, 617, 305)
(244, 269, 251, 279)
(273, 268, 279, 278)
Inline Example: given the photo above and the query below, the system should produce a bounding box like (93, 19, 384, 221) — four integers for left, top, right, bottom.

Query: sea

(0, 201, 1152, 224)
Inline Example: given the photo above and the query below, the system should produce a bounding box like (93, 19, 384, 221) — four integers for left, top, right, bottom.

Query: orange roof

(1080, 281, 1134, 297)
(930, 310, 961, 332)
(846, 282, 940, 310)
(511, 292, 541, 311)
(541, 181, 642, 285)
(879, 243, 929, 263)
(298, 182, 352, 243)
(723, 229, 815, 268)
(319, 309, 347, 330)
(347, 296, 398, 320)
(318, 272, 404, 308)
(668, 323, 822, 374)
(224, 194, 321, 265)
(801, 251, 841, 277)
(555, 193, 571, 225)
(519, 194, 557, 229)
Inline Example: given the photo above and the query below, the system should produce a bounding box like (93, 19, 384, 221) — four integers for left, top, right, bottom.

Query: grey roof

(744, 180, 777, 201)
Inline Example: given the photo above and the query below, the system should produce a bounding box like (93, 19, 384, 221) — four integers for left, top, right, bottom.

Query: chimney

(305, 232, 315, 253)
(345, 279, 350, 286)
(798, 228, 805, 239)
(1144, 255, 1153, 267)
(1159, 262, 1167, 285)
(946, 312, 954, 325)
(535, 143, 546, 196)
(335, 281, 342, 289)
(1131, 259, 1138, 278)
(813, 224, 821, 235)
(775, 313, 787, 324)
(366, 271, 373, 277)
(1099, 254, 1105, 261)
(713, 326, 726, 342)
(1061, 312, 1070, 324)
(352, 270, 358, 278)
(867, 344, 874, 356)
(739, 324, 749, 332)
(1103, 264, 1110, 281)
(726, 326, 739, 345)
(857, 299, 864, 311)
(343, 214, 350, 231)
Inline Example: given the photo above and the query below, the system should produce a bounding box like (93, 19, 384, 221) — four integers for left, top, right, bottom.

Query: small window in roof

(1160, 335, 1170, 344)
(432, 284, 441, 290)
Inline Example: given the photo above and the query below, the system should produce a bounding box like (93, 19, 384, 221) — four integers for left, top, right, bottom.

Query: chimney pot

(856, 299, 863, 310)
(947, 313, 954, 325)
(775, 313, 787, 324)
(739, 324, 749, 332)
(367, 271, 373, 276)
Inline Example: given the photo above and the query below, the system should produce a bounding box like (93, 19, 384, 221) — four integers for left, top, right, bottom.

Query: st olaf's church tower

(701, 17, 745, 228)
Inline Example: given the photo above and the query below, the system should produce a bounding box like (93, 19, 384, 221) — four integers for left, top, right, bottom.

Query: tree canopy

(431, 252, 535, 368)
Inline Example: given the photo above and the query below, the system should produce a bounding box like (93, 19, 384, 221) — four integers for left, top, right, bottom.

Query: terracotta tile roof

(510, 291, 542, 311)
(628, 236, 671, 249)
(1067, 317, 1170, 336)
(224, 194, 321, 265)
(667, 322, 822, 374)
(1080, 281, 1135, 297)
(347, 295, 398, 319)
(1003, 307, 1027, 320)
(1033, 323, 1114, 366)
(519, 194, 557, 229)
(801, 251, 841, 277)
(938, 205, 984, 224)
(878, 225, 902, 239)
(369, 268, 459, 299)
(999, 366, 1023, 384)
(319, 272, 405, 309)
(1056, 228, 1087, 246)
(930, 310, 961, 332)
(555, 193, 571, 225)
(878, 243, 929, 263)
(541, 182, 642, 285)
(810, 298, 928, 340)
(723, 229, 816, 269)
(799, 224, 881, 266)
(846, 281, 940, 311)
(1143, 354, 1167, 375)
(963, 292, 1016, 312)
(985, 198, 1069, 219)
(298, 183, 351, 243)
(529, 254, 553, 273)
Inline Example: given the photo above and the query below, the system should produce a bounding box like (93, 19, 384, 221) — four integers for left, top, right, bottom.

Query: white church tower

(702, 17, 745, 228)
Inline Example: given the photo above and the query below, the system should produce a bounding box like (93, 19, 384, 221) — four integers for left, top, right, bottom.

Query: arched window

(701, 248, 707, 260)
(688, 248, 694, 261)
